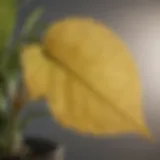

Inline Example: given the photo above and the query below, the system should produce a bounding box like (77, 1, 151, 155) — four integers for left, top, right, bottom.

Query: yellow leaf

(20, 44, 51, 100)
(42, 17, 151, 138)
(21, 17, 151, 138)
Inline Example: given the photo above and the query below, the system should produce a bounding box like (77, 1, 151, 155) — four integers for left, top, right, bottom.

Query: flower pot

(0, 137, 64, 160)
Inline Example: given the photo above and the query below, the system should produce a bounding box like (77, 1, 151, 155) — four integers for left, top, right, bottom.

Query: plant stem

(6, 105, 19, 153)
(5, 78, 25, 154)
(0, 0, 46, 154)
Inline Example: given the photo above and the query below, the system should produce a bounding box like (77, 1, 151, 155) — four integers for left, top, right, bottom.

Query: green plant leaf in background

(0, 4, 45, 76)
(0, 0, 18, 68)
(20, 7, 45, 40)
(6, 6, 46, 110)
(0, 4, 46, 108)
(0, 0, 17, 47)
(0, 1, 46, 153)
(3, 6, 46, 80)
(0, 0, 19, 114)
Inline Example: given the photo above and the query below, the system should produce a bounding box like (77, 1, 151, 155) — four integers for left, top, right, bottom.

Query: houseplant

(0, 1, 66, 159)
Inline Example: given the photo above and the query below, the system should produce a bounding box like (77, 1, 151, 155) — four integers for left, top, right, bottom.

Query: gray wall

(17, 0, 160, 159)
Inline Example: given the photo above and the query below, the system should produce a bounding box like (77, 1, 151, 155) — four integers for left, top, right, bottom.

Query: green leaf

(0, 0, 17, 58)
(0, 0, 19, 78)
(21, 7, 45, 38)
(7, 46, 20, 73)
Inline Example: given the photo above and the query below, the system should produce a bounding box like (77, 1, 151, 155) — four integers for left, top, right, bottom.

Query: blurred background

(15, 0, 160, 159)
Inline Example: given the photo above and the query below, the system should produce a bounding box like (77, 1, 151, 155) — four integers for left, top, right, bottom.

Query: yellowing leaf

(21, 17, 151, 138)
(20, 44, 50, 100)
(42, 17, 150, 138)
